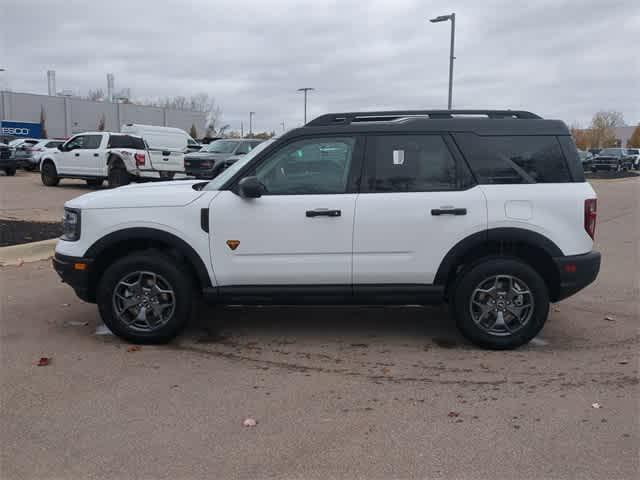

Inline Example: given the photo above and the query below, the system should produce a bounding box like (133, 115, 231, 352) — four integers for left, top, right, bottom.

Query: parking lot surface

(1, 175, 638, 479)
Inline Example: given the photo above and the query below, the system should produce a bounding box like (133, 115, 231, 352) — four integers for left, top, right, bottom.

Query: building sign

(0, 121, 42, 138)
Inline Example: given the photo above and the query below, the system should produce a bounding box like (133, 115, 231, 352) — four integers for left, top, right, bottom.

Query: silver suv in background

(15, 139, 64, 171)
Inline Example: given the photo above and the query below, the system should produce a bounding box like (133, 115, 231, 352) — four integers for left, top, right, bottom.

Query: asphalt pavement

(0, 174, 638, 479)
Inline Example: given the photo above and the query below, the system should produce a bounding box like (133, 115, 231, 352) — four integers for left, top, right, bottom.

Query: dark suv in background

(184, 138, 263, 179)
(591, 148, 635, 172)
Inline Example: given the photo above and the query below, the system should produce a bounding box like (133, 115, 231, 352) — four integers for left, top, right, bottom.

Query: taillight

(584, 198, 597, 240)
(134, 153, 146, 166)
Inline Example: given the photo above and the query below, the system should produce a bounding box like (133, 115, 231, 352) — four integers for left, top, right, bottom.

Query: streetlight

(281, 121, 285, 132)
(249, 111, 255, 137)
(297, 87, 314, 124)
(429, 12, 456, 109)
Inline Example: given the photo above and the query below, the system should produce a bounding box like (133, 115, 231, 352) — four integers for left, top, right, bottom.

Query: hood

(184, 152, 233, 161)
(66, 180, 209, 210)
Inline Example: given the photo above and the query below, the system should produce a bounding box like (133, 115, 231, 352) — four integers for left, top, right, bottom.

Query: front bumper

(52, 253, 94, 303)
(553, 251, 601, 301)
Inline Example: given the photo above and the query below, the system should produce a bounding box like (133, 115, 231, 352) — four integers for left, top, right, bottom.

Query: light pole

(281, 121, 285, 132)
(249, 111, 255, 137)
(429, 13, 456, 109)
(297, 87, 314, 124)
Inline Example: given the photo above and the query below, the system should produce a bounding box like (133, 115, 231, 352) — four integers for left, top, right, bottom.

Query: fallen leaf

(448, 411, 460, 418)
(61, 303, 71, 307)
(591, 402, 601, 409)
(127, 346, 141, 352)
(619, 360, 629, 365)
(382, 367, 390, 375)
(37, 357, 51, 366)
(66, 321, 88, 327)
(604, 315, 615, 322)
(16, 258, 24, 267)
(243, 418, 257, 427)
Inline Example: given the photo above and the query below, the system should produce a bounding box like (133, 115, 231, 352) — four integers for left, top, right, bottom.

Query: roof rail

(306, 110, 542, 126)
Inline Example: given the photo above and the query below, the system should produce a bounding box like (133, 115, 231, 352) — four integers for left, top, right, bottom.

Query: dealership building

(0, 90, 207, 140)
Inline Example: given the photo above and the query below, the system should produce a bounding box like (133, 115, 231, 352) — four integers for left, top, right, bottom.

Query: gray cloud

(2, 0, 638, 132)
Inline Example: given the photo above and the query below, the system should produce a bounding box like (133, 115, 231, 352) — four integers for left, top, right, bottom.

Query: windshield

(628, 149, 639, 155)
(598, 148, 623, 157)
(204, 139, 276, 191)
(205, 140, 239, 154)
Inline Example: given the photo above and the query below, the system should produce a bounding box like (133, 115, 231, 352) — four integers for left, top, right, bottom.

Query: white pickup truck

(39, 131, 185, 188)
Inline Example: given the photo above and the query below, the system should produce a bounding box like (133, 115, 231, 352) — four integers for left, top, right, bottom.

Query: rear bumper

(52, 253, 94, 303)
(552, 251, 601, 301)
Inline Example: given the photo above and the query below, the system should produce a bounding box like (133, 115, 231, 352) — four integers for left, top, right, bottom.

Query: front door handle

(93, 153, 99, 157)
(431, 207, 467, 216)
(74, 153, 80, 157)
(306, 209, 341, 218)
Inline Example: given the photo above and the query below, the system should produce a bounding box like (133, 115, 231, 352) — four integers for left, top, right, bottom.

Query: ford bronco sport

(53, 110, 601, 349)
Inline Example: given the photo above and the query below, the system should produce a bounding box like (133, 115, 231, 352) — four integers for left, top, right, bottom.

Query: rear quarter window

(108, 135, 146, 150)
(454, 133, 573, 184)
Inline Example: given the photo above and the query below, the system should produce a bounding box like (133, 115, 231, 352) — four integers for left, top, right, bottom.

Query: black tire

(450, 257, 549, 350)
(4, 167, 16, 176)
(40, 161, 59, 186)
(86, 178, 104, 187)
(108, 163, 130, 188)
(97, 250, 193, 344)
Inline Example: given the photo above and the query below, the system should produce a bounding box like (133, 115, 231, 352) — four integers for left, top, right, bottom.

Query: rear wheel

(451, 258, 549, 350)
(86, 178, 104, 187)
(108, 162, 130, 188)
(97, 251, 193, 344)
(4, 167, 16, 176)
(41, 161, 60, 186)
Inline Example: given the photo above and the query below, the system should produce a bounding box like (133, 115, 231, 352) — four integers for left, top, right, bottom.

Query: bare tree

(86, 88, 105, 102)
(589, 111, 625, 148)
(628, 126, 640, 148)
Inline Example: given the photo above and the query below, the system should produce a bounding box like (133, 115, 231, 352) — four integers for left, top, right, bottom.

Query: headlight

(61, 208, 81, 241)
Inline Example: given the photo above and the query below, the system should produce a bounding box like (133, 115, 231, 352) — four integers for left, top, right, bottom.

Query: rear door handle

(306, 209, 341, 218)
(74, 153, 80, 157)
(93, 153, 99, 157)
(431, 207, 467, 216)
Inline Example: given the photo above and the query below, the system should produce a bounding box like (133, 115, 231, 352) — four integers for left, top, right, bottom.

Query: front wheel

(451, 258, 549, 350)
(4, 167, 17, 176)
(97, 251, 193, 344)
(40, 161, 59, 186)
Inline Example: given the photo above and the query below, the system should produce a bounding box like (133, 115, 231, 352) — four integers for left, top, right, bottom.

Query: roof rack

(306, 110, 542, 126)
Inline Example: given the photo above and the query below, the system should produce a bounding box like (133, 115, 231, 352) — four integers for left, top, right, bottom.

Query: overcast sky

(2, 0, 639, 132)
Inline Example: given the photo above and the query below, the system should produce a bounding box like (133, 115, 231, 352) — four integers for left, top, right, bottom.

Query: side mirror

(238, 176, 265, 198)
(58, 144, 66, 152)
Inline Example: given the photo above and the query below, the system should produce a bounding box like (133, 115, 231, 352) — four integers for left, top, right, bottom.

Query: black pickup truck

(0, 142, 17, 176)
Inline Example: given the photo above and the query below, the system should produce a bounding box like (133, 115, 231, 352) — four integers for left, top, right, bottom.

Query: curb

(0, 239, 57, 267)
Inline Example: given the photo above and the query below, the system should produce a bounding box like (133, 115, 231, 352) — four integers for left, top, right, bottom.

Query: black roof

(288, 110, 570, 137)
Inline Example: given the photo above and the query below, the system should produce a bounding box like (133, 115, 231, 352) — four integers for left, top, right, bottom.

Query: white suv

(52, 110, 601, 349)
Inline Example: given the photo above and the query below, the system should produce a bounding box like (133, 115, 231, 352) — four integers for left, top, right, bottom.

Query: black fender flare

(434, 227, 563, 285)
(85, 227, 212, 288)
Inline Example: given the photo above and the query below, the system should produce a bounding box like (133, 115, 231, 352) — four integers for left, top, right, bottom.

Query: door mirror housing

(58, 144, 67, 152)
(238, 176, 265, 198)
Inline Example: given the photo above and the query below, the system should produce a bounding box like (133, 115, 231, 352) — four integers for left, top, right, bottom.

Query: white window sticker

(393, 149, 405, 165)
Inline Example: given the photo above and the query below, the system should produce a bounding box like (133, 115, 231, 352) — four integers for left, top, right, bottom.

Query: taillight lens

(134, 153, 146, 166)
(584, 198, 597, 240)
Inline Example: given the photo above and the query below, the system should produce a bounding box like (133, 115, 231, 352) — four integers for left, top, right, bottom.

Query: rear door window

(453, 134, 571, 184)
(108, 135, 146, 150)
(363, 134, 473, 192)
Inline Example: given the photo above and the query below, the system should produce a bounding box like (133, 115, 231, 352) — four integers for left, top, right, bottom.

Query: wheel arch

(85, 227, 211, 302)
(435, 228, 563, 301)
